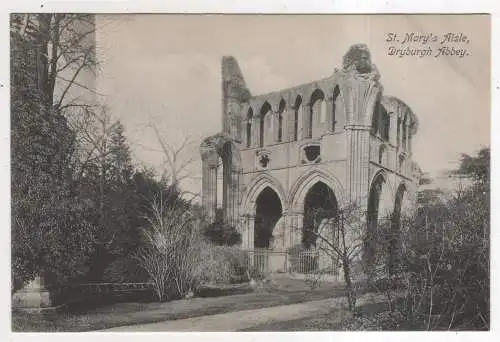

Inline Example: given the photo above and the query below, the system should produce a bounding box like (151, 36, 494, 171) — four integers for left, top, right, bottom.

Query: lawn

(12, 275, 353, 332)
(239, 302, 394, 331)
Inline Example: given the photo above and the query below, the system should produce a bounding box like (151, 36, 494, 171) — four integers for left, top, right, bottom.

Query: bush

(202, 220, 241, 246)
(195, 244, 248, 284)
(340, 310, 406, 331)
(396, 186, 489, 330)
(102, 257, 149, 283)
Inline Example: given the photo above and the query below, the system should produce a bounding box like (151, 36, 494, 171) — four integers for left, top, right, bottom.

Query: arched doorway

(389, 183, 406, 273)
(302, 182, 338, 249)
(254, 187, 283, 248)
(366, 174, 385, 267)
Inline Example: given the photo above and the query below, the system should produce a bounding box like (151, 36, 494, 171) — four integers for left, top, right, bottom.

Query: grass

(12, 275, 350, 332)
(239, 302, 388, 331)
(239, 300, 421, 331)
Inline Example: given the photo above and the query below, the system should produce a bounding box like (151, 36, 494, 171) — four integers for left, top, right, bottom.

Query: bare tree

(11, 14, 100, 114)
(148, 121, 199, 198)
(135, 195, 204, 301)
(306, 202, 369, 311)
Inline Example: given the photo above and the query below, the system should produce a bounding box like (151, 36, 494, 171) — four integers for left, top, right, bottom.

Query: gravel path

(100, 292, 386, 332)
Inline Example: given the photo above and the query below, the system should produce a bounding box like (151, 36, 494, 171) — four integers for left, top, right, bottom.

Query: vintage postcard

(8, 12, 491, 334)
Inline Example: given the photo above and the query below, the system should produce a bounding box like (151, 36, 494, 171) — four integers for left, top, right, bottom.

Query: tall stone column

(295, 212, 304, 246)
(206, 164, 218, 222)
(224, 167, 240, 227)
(247, 215, 255, 249)
(345, 126, 371, 206)
(339, 69, 381, 208)
(240, 215, 250, 249)
(201, 148, 219, 222)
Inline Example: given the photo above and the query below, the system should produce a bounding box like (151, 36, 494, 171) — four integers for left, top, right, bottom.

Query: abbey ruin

(200, 44, 420, 272)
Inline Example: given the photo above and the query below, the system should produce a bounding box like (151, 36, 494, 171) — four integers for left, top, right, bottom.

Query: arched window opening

(380, 106, 390, 141)
(309, 89, 325, 138)
(278, 99, 285, 142)
(307, 105, 313, 138)
(371, 104, 380, 135)
(293, 96, 302, 141)
(332, 86, 340, 132)
(246, 108, 253, 148)
(402, 116, 408, 149)
(260, 102, 271, 147)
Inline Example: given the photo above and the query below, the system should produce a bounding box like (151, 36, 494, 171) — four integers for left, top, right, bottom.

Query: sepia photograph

(8, 13, 490, 332)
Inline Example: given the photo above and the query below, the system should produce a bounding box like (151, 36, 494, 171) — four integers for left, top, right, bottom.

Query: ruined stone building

(200, 44, 421, 272)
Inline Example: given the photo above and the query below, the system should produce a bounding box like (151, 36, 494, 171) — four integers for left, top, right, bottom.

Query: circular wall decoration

(301, 144, 321, 164)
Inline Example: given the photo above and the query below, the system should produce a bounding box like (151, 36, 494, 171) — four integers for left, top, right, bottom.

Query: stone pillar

(345, 126, 371, 206)
(201, 153, 218, 223)
(224, 167, 240, 227)
(200, 139, 220, 222)
(284, 212, 303, 272)
(240, 215, 250, 249)
(247, 215, 255, 249)
(206, 164, 218, 222)
(295, 212, 304, 246)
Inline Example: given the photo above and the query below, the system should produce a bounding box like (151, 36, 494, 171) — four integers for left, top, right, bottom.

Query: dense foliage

(367, 147, 490, 330)
(202, 219, 242, 246)
(10, 16, 186, 290)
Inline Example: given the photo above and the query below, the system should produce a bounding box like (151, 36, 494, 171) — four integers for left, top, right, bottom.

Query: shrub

(396, 187, 489, 330)
(135, 198, 206, 301)
(102, 257, 149, 283)
(202, 220, 242, 246)
(340, 310, 406, 331)
(195, 244, 248, 284)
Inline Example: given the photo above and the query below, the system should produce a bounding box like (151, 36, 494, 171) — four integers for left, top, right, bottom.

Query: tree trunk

(342, 256, 356, 312)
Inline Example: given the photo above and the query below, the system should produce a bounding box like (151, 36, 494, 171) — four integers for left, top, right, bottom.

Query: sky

(94, 14, 490, 195)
